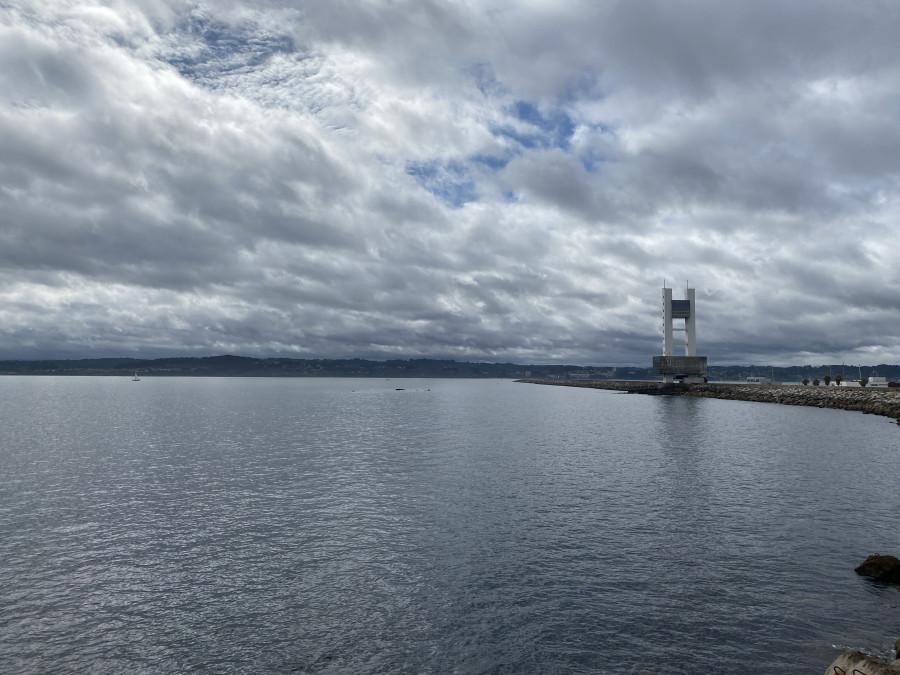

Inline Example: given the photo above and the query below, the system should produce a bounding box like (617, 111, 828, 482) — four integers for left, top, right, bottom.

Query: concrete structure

(652, 285, 707, 383)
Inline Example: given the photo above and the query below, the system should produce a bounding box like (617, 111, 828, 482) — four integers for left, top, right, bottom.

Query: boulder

(825, 649, 900, 674)
(855, 555, 900, 583)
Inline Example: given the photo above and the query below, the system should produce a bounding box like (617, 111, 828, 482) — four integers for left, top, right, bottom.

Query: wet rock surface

(825, 649, 900, 675)
(855, 555, 900, 583)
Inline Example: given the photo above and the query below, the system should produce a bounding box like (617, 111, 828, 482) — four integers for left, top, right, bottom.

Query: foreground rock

(825, 649, 900, 675)
(855, 555, 900, 583)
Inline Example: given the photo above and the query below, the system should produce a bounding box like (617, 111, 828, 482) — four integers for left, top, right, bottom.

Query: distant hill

(0, 356, 632, 379)
(0, 356, 897, 381)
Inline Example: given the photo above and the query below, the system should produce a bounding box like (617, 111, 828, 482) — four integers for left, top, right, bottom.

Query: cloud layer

(2, 0, 899, 365)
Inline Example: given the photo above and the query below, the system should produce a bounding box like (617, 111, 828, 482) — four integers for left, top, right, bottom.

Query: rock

(825, 649, 900, 674)
(855, 555, 900, 583)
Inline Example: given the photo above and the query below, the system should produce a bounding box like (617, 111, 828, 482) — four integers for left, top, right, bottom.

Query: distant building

(652, 285, 707, 384)
(746, 376, 771, 384)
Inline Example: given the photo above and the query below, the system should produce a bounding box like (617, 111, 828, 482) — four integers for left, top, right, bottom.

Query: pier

(518, 380, 900, 424)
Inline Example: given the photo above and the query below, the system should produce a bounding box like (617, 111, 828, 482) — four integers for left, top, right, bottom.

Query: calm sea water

(1, 376, 899, 674)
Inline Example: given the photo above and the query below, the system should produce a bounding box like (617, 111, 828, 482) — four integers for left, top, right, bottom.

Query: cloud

(1, 0, 899, 366)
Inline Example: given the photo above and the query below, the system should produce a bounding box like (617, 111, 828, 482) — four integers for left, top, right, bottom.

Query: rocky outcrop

(825, 649, 900, 675)
(855, 555, 900, 583)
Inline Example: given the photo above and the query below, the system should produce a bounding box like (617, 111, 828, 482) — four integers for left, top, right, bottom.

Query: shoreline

(517, 379, 900, 424)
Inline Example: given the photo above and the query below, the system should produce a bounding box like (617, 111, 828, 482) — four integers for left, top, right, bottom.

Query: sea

(1, 376, 898, 674)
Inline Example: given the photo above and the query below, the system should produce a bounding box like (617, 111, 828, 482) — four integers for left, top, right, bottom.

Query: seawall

(518, 380, 900, 424)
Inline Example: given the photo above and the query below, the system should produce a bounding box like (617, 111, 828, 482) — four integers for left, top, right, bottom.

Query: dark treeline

(0, 356, 614, 379)
(0, 356, 898, 381)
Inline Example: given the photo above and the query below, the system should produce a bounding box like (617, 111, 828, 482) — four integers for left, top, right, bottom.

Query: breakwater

(518, 380, 900, 424)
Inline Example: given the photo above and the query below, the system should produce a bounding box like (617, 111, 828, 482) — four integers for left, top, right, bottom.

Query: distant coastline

(0, 355, 615, 379)
(519, 379, 900, 425)
(2, 356, 900, 383)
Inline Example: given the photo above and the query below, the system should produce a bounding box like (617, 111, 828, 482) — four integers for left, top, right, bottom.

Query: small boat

(132, 372, 141, 381)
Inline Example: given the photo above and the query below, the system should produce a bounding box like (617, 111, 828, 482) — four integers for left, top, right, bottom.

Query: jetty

(518, 380, 900, 424)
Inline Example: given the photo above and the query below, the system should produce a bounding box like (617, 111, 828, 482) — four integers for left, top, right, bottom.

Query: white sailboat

(132, 371, 141, 381)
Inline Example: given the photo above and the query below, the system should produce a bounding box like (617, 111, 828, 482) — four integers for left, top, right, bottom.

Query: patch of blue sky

(472, 154, 510, 170)
(491, 124, 542, 150)
(406, 161, 478, 208)
(492, 101, 575, 151)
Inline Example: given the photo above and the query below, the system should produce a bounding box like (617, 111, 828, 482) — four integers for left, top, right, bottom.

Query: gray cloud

(1, 0, 899, 366)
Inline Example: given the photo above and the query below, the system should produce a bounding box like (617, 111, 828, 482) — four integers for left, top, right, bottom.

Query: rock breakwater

(681, 383, 900, 423)
(518, 380, 900, 424)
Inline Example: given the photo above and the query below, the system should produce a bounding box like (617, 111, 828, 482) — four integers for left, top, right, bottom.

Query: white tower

(654, 284, 706, 384)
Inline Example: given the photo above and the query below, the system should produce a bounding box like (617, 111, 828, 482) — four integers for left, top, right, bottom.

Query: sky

(2, 0, 899, 366)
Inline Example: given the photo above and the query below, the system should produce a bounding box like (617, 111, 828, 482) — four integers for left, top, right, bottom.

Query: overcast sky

(2, 0, 899, 366)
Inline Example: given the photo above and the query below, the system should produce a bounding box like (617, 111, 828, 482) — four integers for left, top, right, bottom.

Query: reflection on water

(1, 377, 898, 674)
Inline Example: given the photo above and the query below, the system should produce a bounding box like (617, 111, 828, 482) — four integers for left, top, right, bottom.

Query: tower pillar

(662, 287, 674, 383)
(685, 287, 696, 357)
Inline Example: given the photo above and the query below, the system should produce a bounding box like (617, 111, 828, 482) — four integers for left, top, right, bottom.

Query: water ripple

(1, 377, 898, 673)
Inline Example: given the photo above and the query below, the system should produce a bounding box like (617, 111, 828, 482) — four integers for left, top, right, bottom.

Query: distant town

(0, 355, 899, 383)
